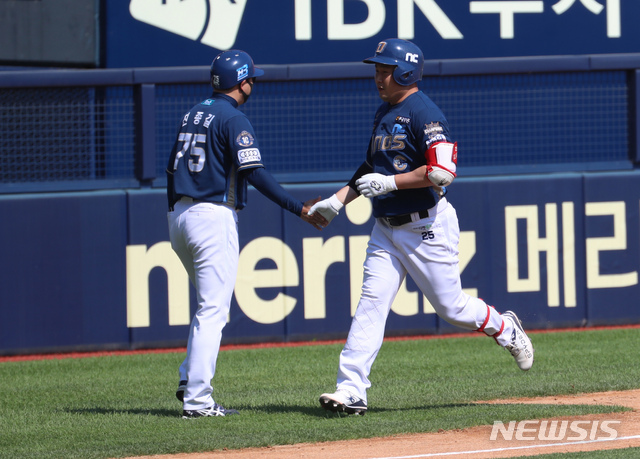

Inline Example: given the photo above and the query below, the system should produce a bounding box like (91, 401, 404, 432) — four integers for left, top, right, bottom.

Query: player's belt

(169, 197, 236, 212)
(384, 198, 446, 227)
(385, 209, 431, 227)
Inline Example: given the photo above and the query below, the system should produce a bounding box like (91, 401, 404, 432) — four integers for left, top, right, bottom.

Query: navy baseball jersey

(366, 91, 452, 218)
(167, 93, 263, 210)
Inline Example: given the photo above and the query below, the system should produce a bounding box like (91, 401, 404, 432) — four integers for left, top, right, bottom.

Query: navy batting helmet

(363, 39, 424, 86)
(210, 50, 265, 90)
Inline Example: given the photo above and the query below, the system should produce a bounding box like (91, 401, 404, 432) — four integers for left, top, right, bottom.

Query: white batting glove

(356, 173, 397, 198)
(308, 194, 344, 223)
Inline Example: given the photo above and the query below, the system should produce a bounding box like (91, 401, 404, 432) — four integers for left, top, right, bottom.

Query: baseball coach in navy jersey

(167, 50, 326, 419)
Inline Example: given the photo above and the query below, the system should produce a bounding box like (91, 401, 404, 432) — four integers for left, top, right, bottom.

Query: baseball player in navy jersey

(167, 50, 326, 419)
(310, 39, 534, 416)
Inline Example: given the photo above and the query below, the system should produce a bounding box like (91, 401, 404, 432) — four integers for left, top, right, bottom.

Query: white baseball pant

(336, 199, 513, 401)
(168, 198, 239, 410)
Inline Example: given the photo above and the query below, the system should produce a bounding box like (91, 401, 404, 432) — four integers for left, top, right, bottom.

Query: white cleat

(182, 403, 239, 419)
(319, 389, 367, 415)
(502, 311, 534, 371)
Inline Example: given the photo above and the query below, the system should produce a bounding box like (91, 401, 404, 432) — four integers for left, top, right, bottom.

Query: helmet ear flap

(393, 66, 414, 86)
(393, 61, 422, 86)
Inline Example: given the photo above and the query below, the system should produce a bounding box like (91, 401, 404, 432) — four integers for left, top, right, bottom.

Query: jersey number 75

(172, 133, 207, 173)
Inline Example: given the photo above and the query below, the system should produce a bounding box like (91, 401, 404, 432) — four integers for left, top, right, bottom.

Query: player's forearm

(393, 165, 433, 190)
(336, 185, 359, 206)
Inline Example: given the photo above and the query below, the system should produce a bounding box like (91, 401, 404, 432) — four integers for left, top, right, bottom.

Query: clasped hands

(301, 194, 342, 229)
(305, 173, 397, 229)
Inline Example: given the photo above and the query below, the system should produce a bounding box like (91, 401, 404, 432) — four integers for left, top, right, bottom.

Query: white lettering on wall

(327, 0, 386, 40)
(129, 0, 248, 50)
(295, 0, 313, 39)
(469, 1, 545, 38)
(295, 0, 461, 41)
(397, 0, 463, 39)
(131, 0, 623, 49)
(552, 0, 620, 38)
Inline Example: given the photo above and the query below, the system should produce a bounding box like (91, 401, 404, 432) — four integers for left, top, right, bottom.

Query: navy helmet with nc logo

(363, 38, 424, 86)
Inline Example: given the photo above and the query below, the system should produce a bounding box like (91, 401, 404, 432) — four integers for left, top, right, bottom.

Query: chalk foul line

(371, 434, 640, 459)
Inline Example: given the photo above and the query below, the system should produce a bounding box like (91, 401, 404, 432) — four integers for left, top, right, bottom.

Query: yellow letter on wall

(235, 237, 299, 324)
(126, 242, 190, 328)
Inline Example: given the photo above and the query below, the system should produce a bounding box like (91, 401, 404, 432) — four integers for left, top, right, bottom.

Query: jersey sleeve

(227, 114, 264, 172)
(418, 119, 453, 154)
(244, 167, 303, 216)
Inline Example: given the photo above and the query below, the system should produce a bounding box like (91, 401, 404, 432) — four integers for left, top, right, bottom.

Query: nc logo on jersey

(392, 124, 405, 134)
(129, 0, 248, 50)
(238, 148, 261, 164)
(236, 130, 254, 147)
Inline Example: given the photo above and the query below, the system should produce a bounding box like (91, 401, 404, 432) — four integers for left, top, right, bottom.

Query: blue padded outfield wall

(0, 173, 639, 355)
(2, 50, 640, 353)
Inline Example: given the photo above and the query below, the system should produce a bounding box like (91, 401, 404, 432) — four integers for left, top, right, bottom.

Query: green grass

(0, 327, 638, 459)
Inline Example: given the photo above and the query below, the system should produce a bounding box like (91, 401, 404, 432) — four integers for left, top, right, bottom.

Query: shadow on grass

(65, 402, 492, 419)
(65, 407, 178, 417)
(238, 402, 478, 417)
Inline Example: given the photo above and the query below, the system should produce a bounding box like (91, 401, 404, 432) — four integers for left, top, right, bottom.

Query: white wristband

(328, 194, 344, 212)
